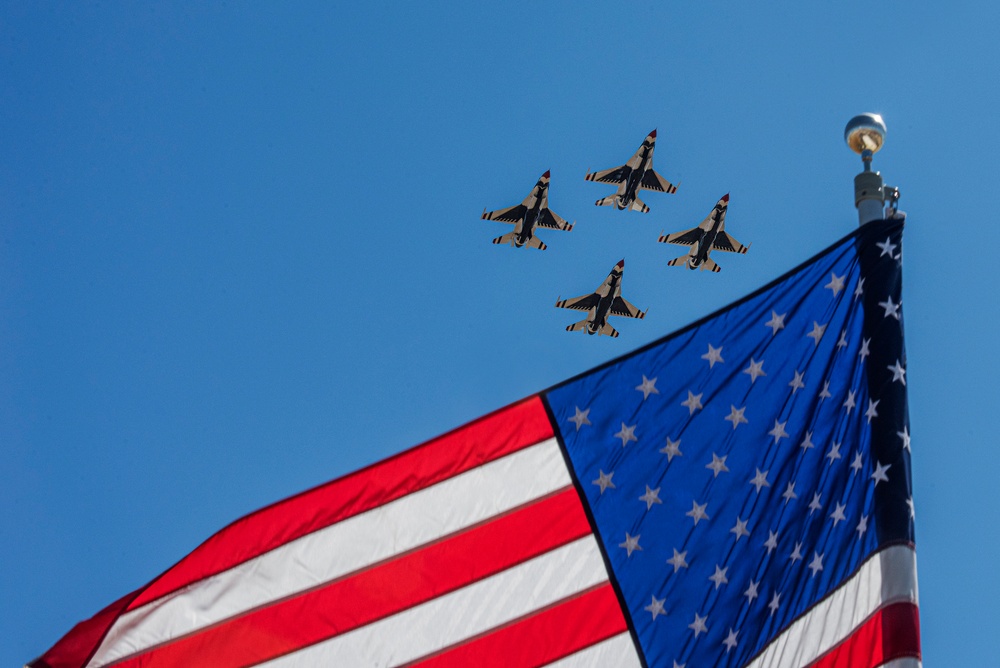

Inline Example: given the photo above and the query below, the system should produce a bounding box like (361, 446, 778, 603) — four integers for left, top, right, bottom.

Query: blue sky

(2, 2, 997, 665)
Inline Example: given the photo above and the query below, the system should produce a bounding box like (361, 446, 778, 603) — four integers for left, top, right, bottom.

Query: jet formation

(554, 260, 646, 338)
(479, 130, 750, 336)
(658, 194, 750, 272)
(481, 171, 573, 250)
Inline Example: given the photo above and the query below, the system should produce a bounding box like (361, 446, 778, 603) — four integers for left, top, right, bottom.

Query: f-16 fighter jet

(585, 129, 678, 213)
(555, 259, 646, 337)
(481, 171, 573, 250)
(658, 194, 749, 272)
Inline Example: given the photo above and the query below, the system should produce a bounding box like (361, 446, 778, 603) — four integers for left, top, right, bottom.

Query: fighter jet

(555, 260, 646, 337)
(585, 130, 678, 213)
(658, 194, 749, 272)
(481, 171, 573, 250)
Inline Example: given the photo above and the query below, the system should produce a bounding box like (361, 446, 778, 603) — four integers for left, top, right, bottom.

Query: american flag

(30, 218, 918, 668)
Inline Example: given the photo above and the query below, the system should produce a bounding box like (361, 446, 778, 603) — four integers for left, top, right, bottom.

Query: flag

(30, 217, 918, 668)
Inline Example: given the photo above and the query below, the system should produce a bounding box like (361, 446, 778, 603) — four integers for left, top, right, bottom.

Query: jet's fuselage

(588, 270, 623, 332)
(689, 205, 727, 269)
(513, 182, 547, 246)
(617, 141, 655, 209)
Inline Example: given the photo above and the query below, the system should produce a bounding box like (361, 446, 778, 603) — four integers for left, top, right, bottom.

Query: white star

(765, 310, 786, 336)
(850, 451, 864, 474)
(782, 482, 798, 504)
(872, 461, 891, 486)
(768, 420, 789, 444)
(702, 344, 724, 368)
(645, 595, 666, 620)
(876, 236, 897, 258)
(807, 321, 827, 346)
(730, 517, 750, 541)
(689, 613, 708, 637)
(568, 407, 591, 431)
(825, 273, 846, 297)
(888, 359, 907, 386)
(725, 405, 748, 429)
(706, 453, 730, 477)
(856, 514, 869, 538)
(859, 338, 871, 360)
(800, 431, 816, 450)
(673, 662, 685, 668)
(744, 580, 760, 603)
(829, 503, 847, 526)
(639, 485, 662, 510)
(789, 370, 805, 393)
(879, 295, 901, 320)
(661, 437, 683, 461)
(686, 500, 710, 525)
(667, 548, 689, 573)
(723, 628, 740, 653)
(743, 358, 766, 383)
(907, 496, 916, 520)
(749, 468, 771, 493)
(636, 375, 660, 400)
(866, 399, 880, 424)
(808, 492, 823, 514)
(826, 442, 843, 464)
(843, 390, 856, 414)
(763, 530, 779, 554)
(789, 542, 804, 562)
(837, 329, 848, 349)
(592, 470, 615, 494)
(819, 381, 832, 400)
(614, 422, 637, 447)
(854, 276, 865, 300)
(620, 532, 642, 557)
(898, 426, 911, 452)
(768, 592, 781, 616)
(709, 564, 729, 589)
(808, 552, 825, 578)
(681, 391, 703, 415)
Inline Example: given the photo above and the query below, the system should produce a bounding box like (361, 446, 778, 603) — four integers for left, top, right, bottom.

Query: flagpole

(845, 113, 899, 226)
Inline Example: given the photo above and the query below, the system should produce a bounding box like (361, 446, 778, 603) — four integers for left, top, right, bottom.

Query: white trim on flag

(89, 437, 570, 668)
(745, 545, 918, 668)
(879, 659, 922, 668)
(255, 536, 608, 667)
(541, 632, 642, 668)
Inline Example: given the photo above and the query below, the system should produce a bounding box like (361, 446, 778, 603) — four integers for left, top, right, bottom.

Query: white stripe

(746, 545, 919, 668)
(878, 660, 922, 668)
(258, 536, 608, 667)
(89, 438, 571, 668)
(541, 632, 642, 668)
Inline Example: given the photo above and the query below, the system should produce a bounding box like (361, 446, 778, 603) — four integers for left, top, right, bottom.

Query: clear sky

(2, 2, 996, 665)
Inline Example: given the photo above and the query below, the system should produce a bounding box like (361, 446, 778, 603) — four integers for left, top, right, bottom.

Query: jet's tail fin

(628, 197, 650, 213)
(594, 195, 618, 207)
(524, 235, 547, 250)
(599, 323, 620, 338)
(566, 318, 590, 333)
(491, 232, 518, 247)
(666, 254, 692, 268)
(700, 257, 722, 273)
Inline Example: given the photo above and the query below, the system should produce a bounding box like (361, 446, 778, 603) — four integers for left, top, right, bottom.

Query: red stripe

(128, 396, 552, 610)
(28, 591, 139, 668)
(405, 584, 627, 668)
(808, 602, 921, 668)
(110, 487, 590, 668)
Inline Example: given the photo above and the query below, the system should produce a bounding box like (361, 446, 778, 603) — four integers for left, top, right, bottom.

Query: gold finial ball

(845, 113, 887, 155)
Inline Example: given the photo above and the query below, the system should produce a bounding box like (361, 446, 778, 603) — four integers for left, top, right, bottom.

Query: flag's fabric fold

(30, 218, 918, 668)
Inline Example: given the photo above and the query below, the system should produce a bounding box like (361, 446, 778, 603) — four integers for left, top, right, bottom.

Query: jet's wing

(640, 169, 678, 194)
(610, 296, 646, 319)
(482, 204, 527, 224)
(585, 166, 629, 185)
(658, 226, 701, 246)
(712, 231, 750, 254)
(537, 208, 573, 231)
(555, 293, 600, 312)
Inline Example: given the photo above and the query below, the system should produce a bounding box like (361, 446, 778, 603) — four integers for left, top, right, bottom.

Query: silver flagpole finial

(845, 114, 899, 225)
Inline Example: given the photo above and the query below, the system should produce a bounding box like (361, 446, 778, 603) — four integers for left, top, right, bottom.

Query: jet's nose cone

(541, 170, 550, 179)
(649, 129, 657, 139)
(616, 259, 625, 269)
(722, 193, 730, 202)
